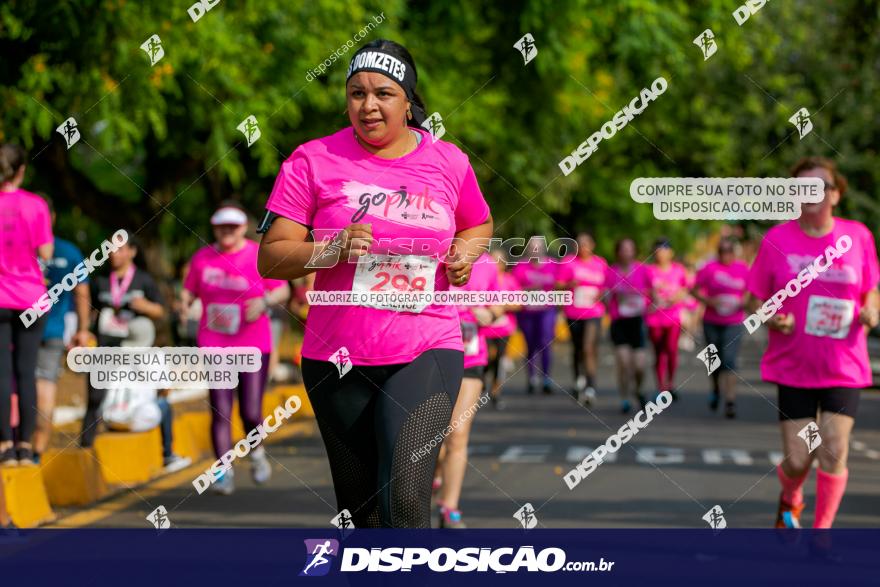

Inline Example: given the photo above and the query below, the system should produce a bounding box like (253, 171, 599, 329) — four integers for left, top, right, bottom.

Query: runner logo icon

(697, 344, 721, 375)
(702, 505, 726, 530)
(514, 33, 538, 65)
(146, 505, 171, 529)
(237, 115, 261, 147)
(300, 539, 339, 577)
(514, 503, 538, 529)
(422, 112, 446, 142)
(56, 117, 80, 149)
(693, 29, 717, 60)
(140, 34, 164, 66)
(798, 422, 822, 453)
(331, 347, 352, 378)
(789, 108, 813, 139)
(331, 509, 355, 530)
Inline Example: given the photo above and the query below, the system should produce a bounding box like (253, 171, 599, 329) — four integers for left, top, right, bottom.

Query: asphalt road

(68, 328, 880, 529)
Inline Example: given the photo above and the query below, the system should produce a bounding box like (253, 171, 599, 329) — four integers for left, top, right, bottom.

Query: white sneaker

(581, 386, 597, 406)
(250, 447, 272, 485)
(212, 469, 235, 495)
(163, 454, 192, 474)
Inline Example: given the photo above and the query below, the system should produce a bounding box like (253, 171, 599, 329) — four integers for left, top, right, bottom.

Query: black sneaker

(709, 391, 720, 411)
(491, 395, 507, 410)
(0, 447, 17, 467)
(16, 446, 35, 466)
(636, 394, 648, 410)
(542, 383, 553, 395)
(724, 402, 736, 419)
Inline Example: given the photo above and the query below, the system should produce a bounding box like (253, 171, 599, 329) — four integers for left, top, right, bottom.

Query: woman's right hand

(337, 223, 373, 261)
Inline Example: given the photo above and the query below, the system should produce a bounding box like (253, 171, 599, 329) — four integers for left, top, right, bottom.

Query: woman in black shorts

(746, 157, 879, 528)
(605, 238, 650, 413)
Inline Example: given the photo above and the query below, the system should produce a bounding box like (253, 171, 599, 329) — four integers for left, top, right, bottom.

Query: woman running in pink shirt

(435, 252, 503, 528)
(181, 201, 289, 495)
(0, 144, 53, 466)
(482, 248, 520, 409)
(556, 231, 607, 406)
(645, 238, 689, 401)
(258, 40, 492, 528)
(692, 237, 749, 418)
(605, 238, 650, 413)
(512, 237, 558, 394)
(746, 157, 879, 529)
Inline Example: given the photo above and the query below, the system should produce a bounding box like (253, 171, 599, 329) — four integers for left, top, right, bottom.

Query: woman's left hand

(859, 305, 879, 329)
(245, 297, 267, 322)
(446, 255, 472, 286)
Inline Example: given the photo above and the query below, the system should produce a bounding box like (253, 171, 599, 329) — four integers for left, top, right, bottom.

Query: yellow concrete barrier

(1, 466, 55, 527)
(507, 330, 526, 359)
(40, 448, 108, 507)
(273, 384, 312, 418)
(178, 411, 214, 462)
(93, 427, 163, 486)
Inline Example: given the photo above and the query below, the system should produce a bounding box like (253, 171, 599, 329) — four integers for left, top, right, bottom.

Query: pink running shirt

(184, 240, 286, 354)
(645, 262, 689, 327)
(556, 254, 608, 320)
(0, 188, 53, 310)
(265, 127, 490, 366)
(452, 254, 499, 368)
(747, 219, 879, 388)
(511, 260, 557, 312)
(482, 271, 519, 339)
(696, 260, 749, 325)
(605, 262, 651, 321)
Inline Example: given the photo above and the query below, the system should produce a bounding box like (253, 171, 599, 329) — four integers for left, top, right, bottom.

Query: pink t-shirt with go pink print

(265, 127, 490, 366)
(0, 188, 53, 310)
(184, 240, 286, 354)
(451, 254, 499, 368)
(747, 219, 880, 388)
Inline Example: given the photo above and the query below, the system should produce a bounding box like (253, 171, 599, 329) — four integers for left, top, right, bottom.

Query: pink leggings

(648, 324, 680, 391)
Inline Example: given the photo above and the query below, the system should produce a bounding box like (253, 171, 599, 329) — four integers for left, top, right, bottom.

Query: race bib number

(98, 308, 130, 338)
(618, 293, 645, 318)
(805, 295, 854, 339)
(352, 254, 437, 313)
(574, 286, 600, 307)
(461, 321, 480, 356)
(205, 303, 241, 335)
(714, 294, 741, 317)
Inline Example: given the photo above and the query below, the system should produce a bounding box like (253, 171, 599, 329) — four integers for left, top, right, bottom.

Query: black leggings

(302, 349, 462, 528)
(0, 309, 45, 443)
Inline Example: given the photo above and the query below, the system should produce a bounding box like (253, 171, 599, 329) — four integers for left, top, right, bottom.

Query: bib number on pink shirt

(352, 254, 437, 313)
(461, 321, 480, 356)
(618, 293, 645, 318)
(805, 295, 854, 339)
(714, 294, 741, 317)
(98, 308, 130, 338)
(206, 303, 241, 335)
(574, 286, 599, 308)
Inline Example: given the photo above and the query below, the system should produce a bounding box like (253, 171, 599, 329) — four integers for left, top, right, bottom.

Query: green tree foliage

(1, 0, 878, 272)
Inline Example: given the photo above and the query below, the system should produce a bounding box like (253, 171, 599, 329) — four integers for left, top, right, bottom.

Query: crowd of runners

(1, 38, 878, 534)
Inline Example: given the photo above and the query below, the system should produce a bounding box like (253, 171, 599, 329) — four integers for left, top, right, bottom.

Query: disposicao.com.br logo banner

(298, 538, 613, 575)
